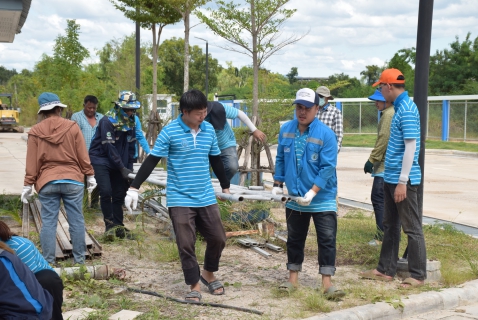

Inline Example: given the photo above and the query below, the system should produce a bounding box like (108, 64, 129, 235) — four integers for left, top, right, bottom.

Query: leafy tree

(286, 67, 298, 84)
(110, 0, 181, 111)
(388, 52, 415, 96)
(158, 37, 220, 97)
(197, 0, 306, 122)
(0, 66, 18, 85)
(429, 33, 478, 95)
(169, 0, 209, 93)
(360, 65, 382, 87)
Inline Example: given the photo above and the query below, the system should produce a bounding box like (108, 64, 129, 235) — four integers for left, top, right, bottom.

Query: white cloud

(2, 0, 478, 81)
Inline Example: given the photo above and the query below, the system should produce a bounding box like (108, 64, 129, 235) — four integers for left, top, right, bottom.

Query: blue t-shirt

(5, 236, 53, 274)
(206, 104, 239, 150)
(151, 115, 221, 207)
(384, 91, 421, 185)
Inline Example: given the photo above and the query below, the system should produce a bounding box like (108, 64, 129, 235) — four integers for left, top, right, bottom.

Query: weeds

(0, 194, 22, 223)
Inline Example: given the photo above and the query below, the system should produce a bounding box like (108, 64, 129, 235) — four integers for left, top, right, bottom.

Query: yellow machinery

(0, 93, 24, 133)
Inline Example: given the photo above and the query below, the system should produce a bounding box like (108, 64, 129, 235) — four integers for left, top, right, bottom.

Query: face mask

(319, 97, 326, 107)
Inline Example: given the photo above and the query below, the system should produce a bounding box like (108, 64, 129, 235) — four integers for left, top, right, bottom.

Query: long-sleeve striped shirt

(5, 236, 53, 273)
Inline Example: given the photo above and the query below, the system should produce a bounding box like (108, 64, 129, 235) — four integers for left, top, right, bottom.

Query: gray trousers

(168, 204, 226, 285)
(377, 182, 427, 280)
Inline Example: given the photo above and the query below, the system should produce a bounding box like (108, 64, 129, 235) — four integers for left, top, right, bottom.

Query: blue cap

(368, 89, 385, 102)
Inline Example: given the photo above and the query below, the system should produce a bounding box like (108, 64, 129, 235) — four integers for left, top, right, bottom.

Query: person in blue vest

(0, 221, 63, 319)
(124, 89, 231, 302)
(273, 88, 344, 300)
(359, 68, 426, 289)
(0, 241, 53, 320)
(89, 90, 138, 239)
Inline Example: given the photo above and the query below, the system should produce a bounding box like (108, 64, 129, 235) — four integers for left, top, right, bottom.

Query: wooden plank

(22, 203, 30, 238)
(58, 208, 71, 242)
(225, 230, 260, 238)
(56, 221, 72, 252)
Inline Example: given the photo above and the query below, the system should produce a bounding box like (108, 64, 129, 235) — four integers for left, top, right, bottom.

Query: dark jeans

(286, 208, 337, 276)
(35, 269, 64, 320)
(168, 204, 226, 285)
(377, 182, 427, 280)
(370, 176, 385, 240)
(92, 164, 128, 231)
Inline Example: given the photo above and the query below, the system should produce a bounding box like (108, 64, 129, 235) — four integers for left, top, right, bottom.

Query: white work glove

(124, 188, 139, 214)
(271, 187, 283, 196)
(86, 176, 97, 194)
(21, 185, 33, 204)
(297, 189, 317, 206)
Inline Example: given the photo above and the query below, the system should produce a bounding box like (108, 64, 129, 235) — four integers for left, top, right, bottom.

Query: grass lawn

(343, 134, 478, 153)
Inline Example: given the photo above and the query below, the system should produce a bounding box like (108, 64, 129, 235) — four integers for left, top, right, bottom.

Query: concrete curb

(304, 280, 478, 320)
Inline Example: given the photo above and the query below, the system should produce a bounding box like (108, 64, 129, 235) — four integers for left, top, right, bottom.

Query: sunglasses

(377, 83, 388, 92)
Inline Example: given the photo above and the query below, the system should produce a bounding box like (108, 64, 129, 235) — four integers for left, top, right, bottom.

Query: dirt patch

(2, 206, 408, 319)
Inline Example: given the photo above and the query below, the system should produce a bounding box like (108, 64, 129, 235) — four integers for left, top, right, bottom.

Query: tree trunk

(250, 0, 259, 184)
(183, 10, 190, 94)
(152, 24, 158, 113)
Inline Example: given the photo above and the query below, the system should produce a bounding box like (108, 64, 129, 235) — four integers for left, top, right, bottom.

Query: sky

(1, 0, 478, 80)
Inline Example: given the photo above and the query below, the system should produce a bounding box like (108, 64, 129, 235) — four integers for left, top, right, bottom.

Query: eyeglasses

(377, 83, 388, 92)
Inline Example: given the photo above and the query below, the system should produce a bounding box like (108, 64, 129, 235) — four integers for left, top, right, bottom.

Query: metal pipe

(216, 193, 244, 202)
(53, 265, 122, 280)
(237, 238, 252, 247)
(265, 243, 283, 252)
(251, 246, 272, 258)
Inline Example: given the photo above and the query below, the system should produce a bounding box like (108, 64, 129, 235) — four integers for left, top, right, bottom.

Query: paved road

(2, 132, 478, 228)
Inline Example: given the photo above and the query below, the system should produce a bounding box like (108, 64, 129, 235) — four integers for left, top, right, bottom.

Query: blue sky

(1, 0, 478, 79)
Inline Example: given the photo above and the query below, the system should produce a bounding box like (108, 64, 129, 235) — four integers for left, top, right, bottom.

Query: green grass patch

(343, 134, 478, 152)
(0, 194, 22, 223)
(336, 210, 478, 285)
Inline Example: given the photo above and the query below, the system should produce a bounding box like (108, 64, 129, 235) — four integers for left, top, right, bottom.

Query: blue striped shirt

(285, 126, 337, 213)
(384, 91, 421, 185)
(208, 104, 239, 150)
(5, 236, 53, 273)
(71, 111, 104, 150)
(151, 115, 221, 207)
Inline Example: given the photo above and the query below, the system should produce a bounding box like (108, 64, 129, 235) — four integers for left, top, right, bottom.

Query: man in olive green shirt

(364, 89, 394, 245)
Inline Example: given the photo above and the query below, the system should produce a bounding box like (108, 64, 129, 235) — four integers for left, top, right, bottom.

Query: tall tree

(169, 0, 209, 94)
(197, 0, 305, 122)
(286, 67, 298, 84)
(360, 65, 382, 86)
(110, 0, 181, 112)
(158, 37, 220, 97)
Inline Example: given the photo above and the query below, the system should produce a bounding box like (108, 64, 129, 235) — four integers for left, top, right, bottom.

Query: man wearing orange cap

(359, 68, 426, 289)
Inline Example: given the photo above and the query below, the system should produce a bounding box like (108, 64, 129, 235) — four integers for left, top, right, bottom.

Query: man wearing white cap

(316, 86, 343, 152)
(272, 88, 344, 300)
(22, 92, 96, 265)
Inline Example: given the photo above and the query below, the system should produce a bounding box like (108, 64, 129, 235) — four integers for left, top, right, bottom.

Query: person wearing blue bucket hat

(88, 90, 139, 240)
(364, 89, 394, 246)
(23, 92, 96, 267)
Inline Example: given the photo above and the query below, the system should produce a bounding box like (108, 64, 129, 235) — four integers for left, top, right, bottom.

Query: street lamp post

(195, 37, 209, 99)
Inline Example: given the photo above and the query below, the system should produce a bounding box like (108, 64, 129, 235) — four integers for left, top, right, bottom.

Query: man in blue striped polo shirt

(359, 68, 426, 289)
(125, 89, 231, 302)
(273, 88, 344, 300)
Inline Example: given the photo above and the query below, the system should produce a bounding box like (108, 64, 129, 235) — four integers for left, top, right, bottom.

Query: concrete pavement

(2, 132, 478, 228)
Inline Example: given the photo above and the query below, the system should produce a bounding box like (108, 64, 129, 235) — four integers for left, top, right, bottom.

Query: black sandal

(185, 290, 202, 302)
(200, 276, 225, 295)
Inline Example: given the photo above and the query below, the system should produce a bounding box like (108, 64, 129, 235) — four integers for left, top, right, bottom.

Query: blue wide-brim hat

(37, 92, 67, 114)
(368, 89, 386, 102)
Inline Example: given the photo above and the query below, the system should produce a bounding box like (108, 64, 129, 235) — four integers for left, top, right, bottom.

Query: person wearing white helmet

(89, 90, 139, 239)
(364, 89, 394, 246)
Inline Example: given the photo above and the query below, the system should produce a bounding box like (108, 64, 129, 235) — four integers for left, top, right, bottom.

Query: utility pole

(195, 37, 209, 99)
(414, 0, 434, 218)
(135, 7, 140, 93)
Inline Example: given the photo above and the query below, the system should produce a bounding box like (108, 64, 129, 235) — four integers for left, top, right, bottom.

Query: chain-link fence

(337, 100, 378, 134)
